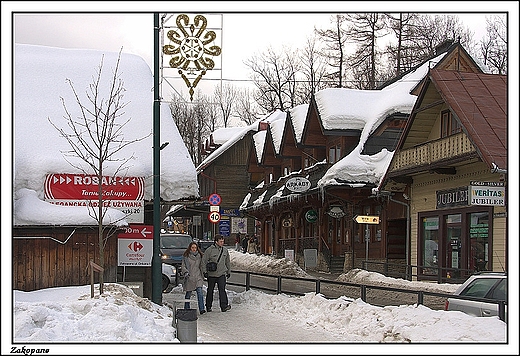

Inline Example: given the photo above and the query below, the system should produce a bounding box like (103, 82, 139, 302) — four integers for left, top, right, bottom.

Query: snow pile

(338, 268, 460, 294)
(230, 250, 309, 277)
(14, 284, 176, 342)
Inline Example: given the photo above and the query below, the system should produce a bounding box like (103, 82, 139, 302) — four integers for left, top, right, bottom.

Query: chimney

(259, 121, 269, 131)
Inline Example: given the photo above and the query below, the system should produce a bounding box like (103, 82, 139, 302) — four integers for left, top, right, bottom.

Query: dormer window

(441, 110, 461, 138)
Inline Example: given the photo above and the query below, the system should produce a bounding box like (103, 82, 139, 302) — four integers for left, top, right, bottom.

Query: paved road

(163, 288, 342, 342)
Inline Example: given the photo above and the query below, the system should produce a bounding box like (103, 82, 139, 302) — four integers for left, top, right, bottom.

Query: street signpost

(208, 193, 222, 238)
(208, 193, 222, 206)
(354, 215, 380, 224)
(208, 211, 221, 223)
(353, 215, 380, 261)
(118, 224, 154, 266)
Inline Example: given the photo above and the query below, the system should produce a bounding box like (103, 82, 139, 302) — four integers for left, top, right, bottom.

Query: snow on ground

(9, 249, 513, 355)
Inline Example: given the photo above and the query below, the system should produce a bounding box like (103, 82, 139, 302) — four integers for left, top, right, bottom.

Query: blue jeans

(184, 286, 205, 312)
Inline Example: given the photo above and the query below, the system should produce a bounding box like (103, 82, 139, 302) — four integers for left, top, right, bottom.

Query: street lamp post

(152, 12, 162, 304)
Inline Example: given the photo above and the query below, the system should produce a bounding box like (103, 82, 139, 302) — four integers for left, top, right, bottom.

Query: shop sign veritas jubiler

(44, 173, 145, 223)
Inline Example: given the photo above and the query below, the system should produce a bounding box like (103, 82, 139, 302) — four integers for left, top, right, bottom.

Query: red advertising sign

(44, 174, 144, 201)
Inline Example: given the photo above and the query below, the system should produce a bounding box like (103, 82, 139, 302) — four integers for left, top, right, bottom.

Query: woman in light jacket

(181, 241, 206, 314)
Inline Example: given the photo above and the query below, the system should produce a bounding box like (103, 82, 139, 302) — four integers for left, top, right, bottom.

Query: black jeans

(205, 274, 228, 311)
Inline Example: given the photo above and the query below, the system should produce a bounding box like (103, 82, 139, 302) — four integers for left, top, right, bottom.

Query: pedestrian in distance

(202, 234, 232, 312)
(247, 235, 256, 254)
(181, 241, 206, 315)
(241, 234, 249, 253)
(234, 233, 241, 251)
(253, 234, 260, 254)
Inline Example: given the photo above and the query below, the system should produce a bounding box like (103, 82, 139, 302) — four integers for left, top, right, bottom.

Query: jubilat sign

(44, 174, 145, 223)
(285, 177, 311, 193)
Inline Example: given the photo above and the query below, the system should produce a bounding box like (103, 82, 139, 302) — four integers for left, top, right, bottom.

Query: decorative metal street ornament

(162, 14, 222, 101)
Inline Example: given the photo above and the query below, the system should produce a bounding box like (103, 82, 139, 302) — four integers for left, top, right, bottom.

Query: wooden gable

(300, 96, 326, 147)
(410, 42, 483, 96)
(261, 123, 284, 167)
(280, 112, 303, 158)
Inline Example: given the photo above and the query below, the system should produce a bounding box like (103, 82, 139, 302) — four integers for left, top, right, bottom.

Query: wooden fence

(12, 226, 118, 292)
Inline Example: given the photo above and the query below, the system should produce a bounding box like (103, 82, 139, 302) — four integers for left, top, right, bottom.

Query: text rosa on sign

(45, 174, 145, 200)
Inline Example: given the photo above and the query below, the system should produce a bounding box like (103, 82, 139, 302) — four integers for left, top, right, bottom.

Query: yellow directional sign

(354, 215, 380, 224)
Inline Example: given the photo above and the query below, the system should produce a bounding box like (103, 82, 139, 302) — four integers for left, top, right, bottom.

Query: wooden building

(381, 69, 507, 282)
(195, 122, 269, 242)
(240, 42, 493, 275)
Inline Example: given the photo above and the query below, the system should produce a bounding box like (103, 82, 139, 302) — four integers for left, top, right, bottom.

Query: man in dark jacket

(202, 234, 231, 312)
(241, 234, 249, 253)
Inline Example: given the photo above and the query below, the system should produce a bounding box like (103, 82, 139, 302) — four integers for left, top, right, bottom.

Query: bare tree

(384, 13, 421, 77)
(169, 91, 215, 166)
(411, 14, 474, 58)
(315, 14, 349, 88)
(235, 86, 262, 125)
(244, 45, 302, 112)
(214, 83, 237, 128)
(299, 35, 330, 100)
(479, 15, 507, 74)
(203, 92, 221, 133)
(48, 49, 148, 292)
(344, 13, 388, 89)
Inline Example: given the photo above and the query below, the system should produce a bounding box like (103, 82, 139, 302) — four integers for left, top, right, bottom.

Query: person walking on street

(234, 233, 241, 251)
(181, 242, 206, 314)
(247, 235, 256, 254)
(202, 234, 231, 312)
(241, 234, 249, 253)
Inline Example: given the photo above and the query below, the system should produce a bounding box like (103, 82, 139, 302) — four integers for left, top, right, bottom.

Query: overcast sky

(7, 6, 511, 106)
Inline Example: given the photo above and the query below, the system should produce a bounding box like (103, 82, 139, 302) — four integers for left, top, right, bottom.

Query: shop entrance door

(445, 214, 462, 279)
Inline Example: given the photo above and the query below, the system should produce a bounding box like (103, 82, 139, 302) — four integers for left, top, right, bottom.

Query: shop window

(281, 213, 293, 239)
(469, 212, 489, 271)
(441, 110, 461, 138)
(422, 216, 439, 275)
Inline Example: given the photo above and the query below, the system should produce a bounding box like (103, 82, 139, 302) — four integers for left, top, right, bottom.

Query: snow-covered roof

(197, 110, 286, 172)
(211, 127, 246, 145)
(289, 104, 309, 144)
(316, 52, 444, 134)
(14, 44, 198, 226)
(316, 53, 445, 189)
(268, 110, 287, 155)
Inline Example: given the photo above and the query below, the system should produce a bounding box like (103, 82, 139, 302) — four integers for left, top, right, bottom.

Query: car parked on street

(445, 272, 507, 319)
(194, 238, 213, 252)
(160, 232, 193, 267)
(162, 263, 177, 293)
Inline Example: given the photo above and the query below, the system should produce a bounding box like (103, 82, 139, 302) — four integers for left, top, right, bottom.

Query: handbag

(206, 248, 223, 272)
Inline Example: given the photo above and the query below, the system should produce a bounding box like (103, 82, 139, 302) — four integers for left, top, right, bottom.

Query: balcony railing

(389, 132, 476, 172)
